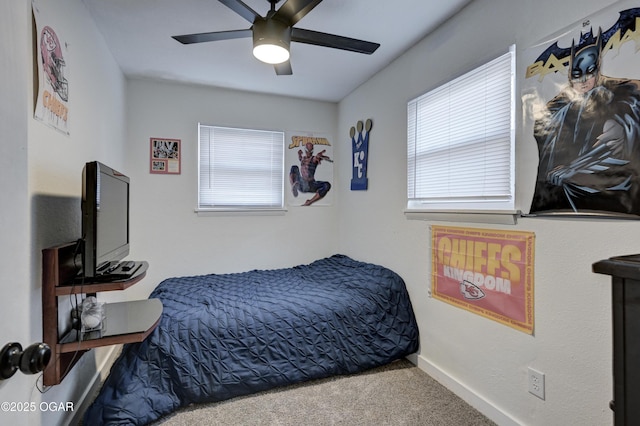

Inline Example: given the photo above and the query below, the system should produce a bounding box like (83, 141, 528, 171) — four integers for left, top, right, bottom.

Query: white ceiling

(82, 0, 472, 102)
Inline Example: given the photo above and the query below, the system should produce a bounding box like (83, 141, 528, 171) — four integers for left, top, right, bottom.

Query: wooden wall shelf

(42, 241, 161, 386)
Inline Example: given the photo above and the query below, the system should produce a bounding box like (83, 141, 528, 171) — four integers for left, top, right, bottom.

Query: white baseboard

(416, 354, 522, 426)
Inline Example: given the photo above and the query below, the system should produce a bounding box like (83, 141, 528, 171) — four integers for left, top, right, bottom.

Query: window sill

(195, 208, 287, 217)
(404, 210, 521, 225)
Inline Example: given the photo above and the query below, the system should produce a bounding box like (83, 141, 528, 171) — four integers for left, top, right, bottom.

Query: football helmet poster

(33, 0, 70, 135)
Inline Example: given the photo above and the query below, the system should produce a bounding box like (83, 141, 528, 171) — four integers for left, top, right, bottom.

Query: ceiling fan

(172, 0, 380, 75)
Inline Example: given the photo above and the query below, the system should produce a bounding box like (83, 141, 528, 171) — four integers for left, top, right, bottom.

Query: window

(407, 45, 516, 214)
(198, 124, 285, 211)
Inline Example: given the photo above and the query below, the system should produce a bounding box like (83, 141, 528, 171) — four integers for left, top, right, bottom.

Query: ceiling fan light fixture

(252, 19, 291, 65)
(253, 43, 289, 64)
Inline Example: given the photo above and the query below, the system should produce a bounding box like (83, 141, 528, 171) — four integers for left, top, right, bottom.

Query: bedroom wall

(4, 1, 635, 426)
(1, 0, 128, 425)
(337, 0, 633, 424)
(122, 79, 339, 300)
(0, 1, 32, 425)
(3, 1, 337, 423)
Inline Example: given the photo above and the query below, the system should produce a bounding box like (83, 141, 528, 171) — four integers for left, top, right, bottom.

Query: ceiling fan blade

(274, 61, 293, 75)
(172, 29, 252, 44)
(218, 0, 260, 23)
(291, 28, 380, 54)
(273, 0, 323, 26)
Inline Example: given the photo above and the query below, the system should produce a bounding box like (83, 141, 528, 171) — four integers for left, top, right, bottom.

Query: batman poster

(522, 1, 640, 218)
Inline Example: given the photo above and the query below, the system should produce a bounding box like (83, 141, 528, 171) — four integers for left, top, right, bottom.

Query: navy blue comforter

(84, 255, 419, 425)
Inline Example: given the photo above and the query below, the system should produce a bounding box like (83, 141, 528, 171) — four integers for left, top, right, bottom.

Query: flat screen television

(81, 161, 130, 278)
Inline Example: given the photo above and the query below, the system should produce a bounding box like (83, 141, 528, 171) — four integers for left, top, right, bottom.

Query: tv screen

(81, 161, 130, 278)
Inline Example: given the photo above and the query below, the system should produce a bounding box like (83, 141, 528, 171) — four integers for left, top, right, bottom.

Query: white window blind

(198, 125, 285, 210)
(407, 45, 515, 212)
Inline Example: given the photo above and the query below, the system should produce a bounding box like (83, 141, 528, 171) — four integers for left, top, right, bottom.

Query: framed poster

(150, 138, 181, 174)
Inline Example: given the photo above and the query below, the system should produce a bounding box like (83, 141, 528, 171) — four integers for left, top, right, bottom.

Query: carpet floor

(150, 359, 496, 426)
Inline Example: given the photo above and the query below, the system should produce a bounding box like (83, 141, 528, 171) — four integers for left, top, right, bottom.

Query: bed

(83, 254, 419, 425)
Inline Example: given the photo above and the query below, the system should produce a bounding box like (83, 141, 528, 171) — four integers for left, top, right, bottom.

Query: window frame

(406, 45, 518, 222)
(197, 124, 286, 215)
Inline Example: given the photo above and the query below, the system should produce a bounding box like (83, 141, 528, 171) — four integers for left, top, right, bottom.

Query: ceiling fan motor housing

(252, 18, 292, 64)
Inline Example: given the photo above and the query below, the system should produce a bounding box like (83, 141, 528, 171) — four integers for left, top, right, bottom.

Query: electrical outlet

(528, 367, 545, 400)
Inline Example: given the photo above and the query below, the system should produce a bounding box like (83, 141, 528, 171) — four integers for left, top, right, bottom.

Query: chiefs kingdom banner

(431, 226, 535, 334)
